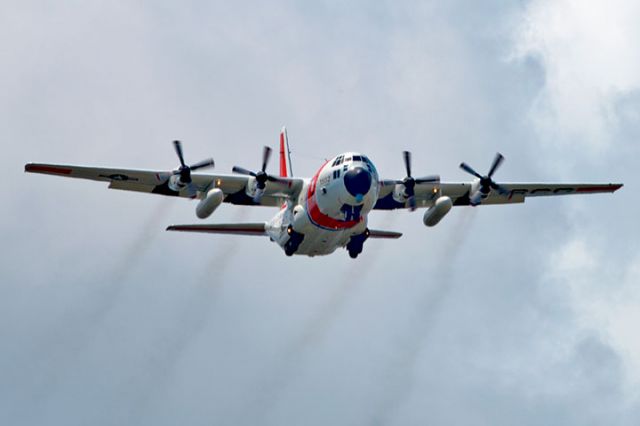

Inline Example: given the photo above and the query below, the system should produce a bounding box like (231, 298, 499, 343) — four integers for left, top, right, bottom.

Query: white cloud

(546, 238, 640, 395)
(513, 0, 640, 157)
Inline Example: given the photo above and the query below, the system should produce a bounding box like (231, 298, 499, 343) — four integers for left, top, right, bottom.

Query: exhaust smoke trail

(241, 212, 398, 425)
(368, 208, 477, 426)
(11, 198, 175, 419)
(70, 197, 175, 326)
(125, 208, 248, 422)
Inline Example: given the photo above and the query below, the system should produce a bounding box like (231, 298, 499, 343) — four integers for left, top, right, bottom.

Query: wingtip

(612, 183, 623, 192)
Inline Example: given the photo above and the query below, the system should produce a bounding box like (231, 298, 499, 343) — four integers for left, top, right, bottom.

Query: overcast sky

(1, 1, 638, 425)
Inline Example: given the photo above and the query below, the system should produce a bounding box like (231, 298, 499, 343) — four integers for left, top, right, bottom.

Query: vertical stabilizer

(279, 126, 294, 177)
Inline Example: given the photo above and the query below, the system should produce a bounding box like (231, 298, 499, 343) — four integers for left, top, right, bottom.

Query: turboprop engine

(196, 188, 224, 219)
(167, 140, 215, 193)
(459, 153, 509, 206)
(423, 196, 452, 227)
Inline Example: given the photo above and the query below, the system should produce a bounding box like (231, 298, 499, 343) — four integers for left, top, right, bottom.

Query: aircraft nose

(343, 166, 372, 198)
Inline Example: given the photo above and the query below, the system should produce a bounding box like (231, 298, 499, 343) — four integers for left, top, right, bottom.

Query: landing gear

(284, 226, 304, 257)
(346, 229, 370, 259)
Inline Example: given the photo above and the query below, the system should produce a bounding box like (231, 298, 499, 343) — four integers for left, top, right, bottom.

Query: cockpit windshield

(331, 155, 345, 167)
(332, 154, 376, 174)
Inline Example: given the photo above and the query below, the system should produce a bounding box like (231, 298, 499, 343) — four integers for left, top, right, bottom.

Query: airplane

(24, 127, 623, 258)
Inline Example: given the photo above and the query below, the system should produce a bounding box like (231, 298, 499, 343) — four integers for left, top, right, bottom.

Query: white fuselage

(265, 152, 380, 256)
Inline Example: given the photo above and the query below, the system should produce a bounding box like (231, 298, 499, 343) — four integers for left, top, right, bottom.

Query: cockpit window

(353, 155, 362, 162)
(331, 155, 344, 167)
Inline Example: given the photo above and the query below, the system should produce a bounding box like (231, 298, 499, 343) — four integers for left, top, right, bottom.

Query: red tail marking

(279, 131, 287, 177)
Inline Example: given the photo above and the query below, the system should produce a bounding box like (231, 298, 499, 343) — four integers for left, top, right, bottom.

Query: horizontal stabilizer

(166, 223, 267, 236)
(368, 229, 402, 239)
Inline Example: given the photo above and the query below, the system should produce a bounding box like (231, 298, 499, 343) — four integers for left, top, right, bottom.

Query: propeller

(171, 140, 215, 184)
(397, 150, 440, 211)
(459, 152, 509, 195)
(232, 146, 284, 197)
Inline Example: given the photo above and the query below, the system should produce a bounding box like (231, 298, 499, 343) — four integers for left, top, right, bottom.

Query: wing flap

(166, 223, 268, 236)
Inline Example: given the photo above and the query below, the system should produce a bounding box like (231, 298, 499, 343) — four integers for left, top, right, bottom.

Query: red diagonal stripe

(25, 165, 72, 175)
(576, 184, 622, 193)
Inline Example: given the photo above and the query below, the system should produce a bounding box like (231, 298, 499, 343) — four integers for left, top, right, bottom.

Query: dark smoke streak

(369, 209, 477, 426)
(11, 198, 175, 420)
(241, 212, 398, 425)
(125, 208, 247, 422)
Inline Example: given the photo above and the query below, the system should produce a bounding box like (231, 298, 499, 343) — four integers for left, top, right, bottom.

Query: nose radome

(344, 166, 372, 197)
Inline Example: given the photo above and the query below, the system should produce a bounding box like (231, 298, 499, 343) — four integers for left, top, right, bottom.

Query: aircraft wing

(374, 181, 623, 209)
(24, 163, 304, 207)
(442, 182, 623, 206)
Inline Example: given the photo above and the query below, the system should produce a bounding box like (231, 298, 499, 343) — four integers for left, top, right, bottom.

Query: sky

(1, 1, 638, 425)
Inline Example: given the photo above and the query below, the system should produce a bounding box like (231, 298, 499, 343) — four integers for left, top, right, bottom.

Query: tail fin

(279, 126, 293, 177)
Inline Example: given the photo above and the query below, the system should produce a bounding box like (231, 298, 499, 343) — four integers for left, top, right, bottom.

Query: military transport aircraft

(25, 128, 622, 258)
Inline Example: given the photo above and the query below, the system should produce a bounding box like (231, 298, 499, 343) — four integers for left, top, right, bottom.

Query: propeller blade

(488, 153, 504, 178)
(414, 175, 440, 184)
(189, 158, 215, 171)
(173, 140, 186, 167)
(232, 166, 257, 177)
(490, 182, 510, 196)
(261, 146, 272, 173)
(459, 162, 483, 179)
(403, 151, 412, 178)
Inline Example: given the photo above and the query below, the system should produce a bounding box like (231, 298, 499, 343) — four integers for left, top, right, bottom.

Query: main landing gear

(284, 226, 305, 256)
(346, 229, 370, 259)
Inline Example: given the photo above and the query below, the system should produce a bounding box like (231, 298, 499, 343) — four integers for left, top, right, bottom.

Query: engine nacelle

(423, 196, 452, 227)
(469, 189, 489, 206)
(168, 174, 189, 192)
(196, 188, 224, 219)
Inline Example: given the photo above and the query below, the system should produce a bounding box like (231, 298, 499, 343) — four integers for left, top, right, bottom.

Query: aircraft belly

(295, 228, 349, 256)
